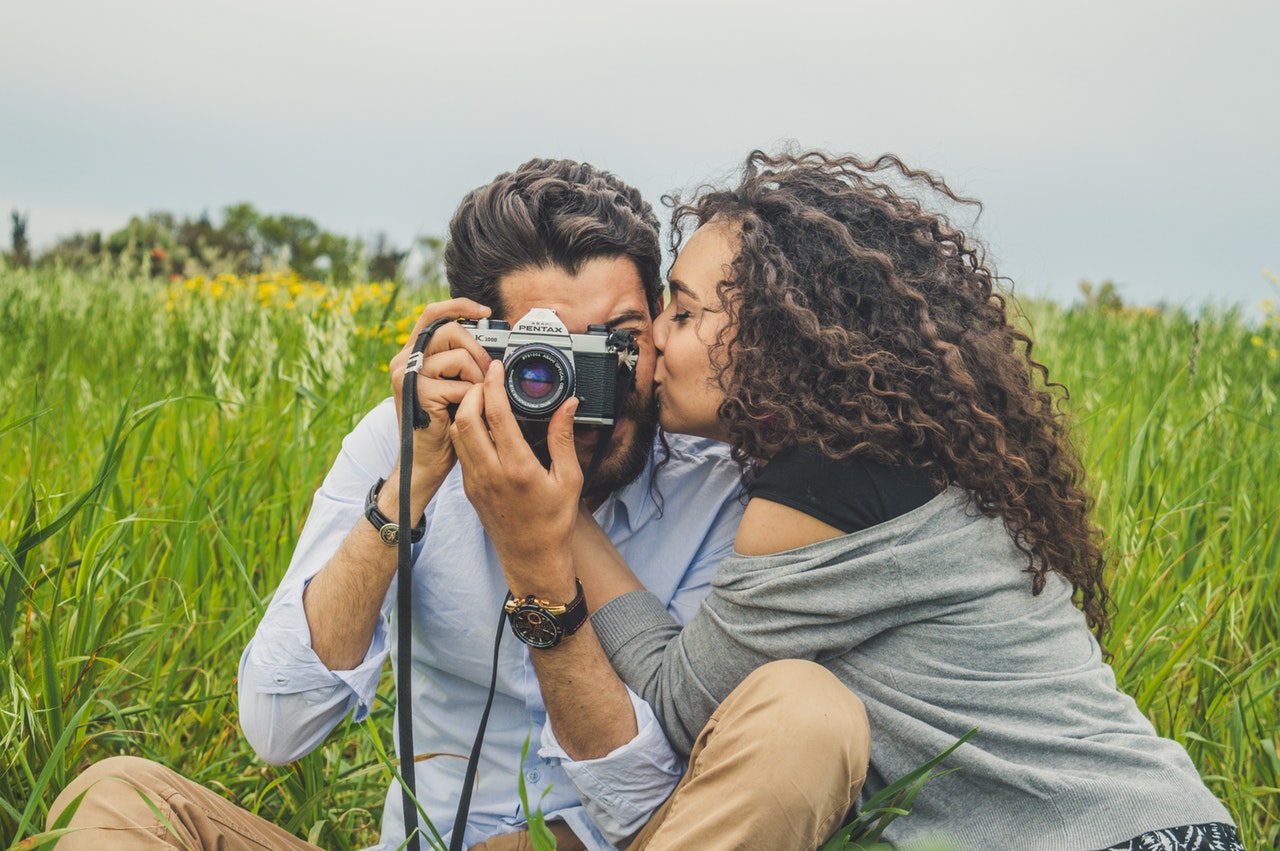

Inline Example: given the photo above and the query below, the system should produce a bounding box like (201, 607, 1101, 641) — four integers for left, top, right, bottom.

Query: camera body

(460, 308, 640, 426)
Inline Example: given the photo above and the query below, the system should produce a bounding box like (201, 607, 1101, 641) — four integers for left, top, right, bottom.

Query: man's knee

(48, 756, 175, 831)
(721, 660, 870, 776)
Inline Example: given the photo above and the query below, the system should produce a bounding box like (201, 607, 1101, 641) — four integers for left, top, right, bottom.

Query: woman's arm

(571, 502, 645, 607)
(581, 494, 866, 755)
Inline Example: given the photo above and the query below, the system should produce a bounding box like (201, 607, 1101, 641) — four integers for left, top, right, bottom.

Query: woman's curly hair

(671, 150, 1111, 642)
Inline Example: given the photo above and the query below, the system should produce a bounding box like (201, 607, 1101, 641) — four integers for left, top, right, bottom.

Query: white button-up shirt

(238, 399, 744, 849)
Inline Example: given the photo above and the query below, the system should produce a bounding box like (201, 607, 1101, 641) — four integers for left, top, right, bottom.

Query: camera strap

(396, 321, 634, 851)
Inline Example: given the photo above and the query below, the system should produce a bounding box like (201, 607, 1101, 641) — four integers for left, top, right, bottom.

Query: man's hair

(445, 158, 663, 319)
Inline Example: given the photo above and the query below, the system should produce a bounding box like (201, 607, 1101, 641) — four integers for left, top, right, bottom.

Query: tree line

(4, 206, 439, 285)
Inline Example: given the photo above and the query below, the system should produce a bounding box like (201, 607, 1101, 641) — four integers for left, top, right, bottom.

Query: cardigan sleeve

(591, 538, 912, 756)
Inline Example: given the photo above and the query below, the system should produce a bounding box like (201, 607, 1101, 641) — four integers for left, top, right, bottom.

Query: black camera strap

(395, 321, 634, 851)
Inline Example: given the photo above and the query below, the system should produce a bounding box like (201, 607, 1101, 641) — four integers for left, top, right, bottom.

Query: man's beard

(580, 386, 659, 499)
(517, 385, 658, 498)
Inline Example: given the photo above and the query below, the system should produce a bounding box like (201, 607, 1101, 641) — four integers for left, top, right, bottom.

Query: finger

(408, 297, 490, 339)
(547, 397, 581, 485)
(420, 348, 488, 384)
(479, 361, 530, 460)
(422, 322, 496, 373)
(450, 381, 494, 472)
(393, 298, 489, 363)
(416, 375, 481, 410)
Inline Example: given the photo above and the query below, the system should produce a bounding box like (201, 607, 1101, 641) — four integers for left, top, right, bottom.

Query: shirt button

(526, 769, 541, 784)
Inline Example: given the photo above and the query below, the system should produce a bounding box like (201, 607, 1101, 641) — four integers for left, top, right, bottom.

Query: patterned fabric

(1098, 822, 1244, 851)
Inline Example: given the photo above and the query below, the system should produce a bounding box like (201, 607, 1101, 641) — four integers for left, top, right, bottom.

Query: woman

(455, 151, 1239, 850)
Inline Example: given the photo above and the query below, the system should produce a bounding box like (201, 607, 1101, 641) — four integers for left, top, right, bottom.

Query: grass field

(2, 265, 1278, 850)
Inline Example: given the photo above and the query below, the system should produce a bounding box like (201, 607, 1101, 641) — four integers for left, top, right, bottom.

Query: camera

(460, 308, 640, 426)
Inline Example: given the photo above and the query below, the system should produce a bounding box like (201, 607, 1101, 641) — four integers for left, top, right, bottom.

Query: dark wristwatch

(364, 478, 427, 546)
(504, 579, 588, 649)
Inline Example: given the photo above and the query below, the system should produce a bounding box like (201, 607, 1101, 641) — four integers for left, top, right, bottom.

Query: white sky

(2, 0, 1277, 309)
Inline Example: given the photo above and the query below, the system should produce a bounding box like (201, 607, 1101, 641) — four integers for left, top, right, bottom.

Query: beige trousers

(47, 661, 869, 851)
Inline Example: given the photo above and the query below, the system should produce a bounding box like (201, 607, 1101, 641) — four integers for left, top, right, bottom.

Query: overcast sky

(3, 0, 1277, 309)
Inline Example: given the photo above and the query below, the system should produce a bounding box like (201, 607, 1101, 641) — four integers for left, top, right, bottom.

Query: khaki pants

(48, 661, 869, 851)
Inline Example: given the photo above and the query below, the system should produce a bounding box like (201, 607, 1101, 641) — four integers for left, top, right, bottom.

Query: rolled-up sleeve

(237, 399, 402, 765)
(538, 687, 683, 846)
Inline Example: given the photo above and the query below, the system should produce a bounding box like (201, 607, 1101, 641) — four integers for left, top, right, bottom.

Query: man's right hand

(303, 298, 496, 673)
(383, 298, 495, 520)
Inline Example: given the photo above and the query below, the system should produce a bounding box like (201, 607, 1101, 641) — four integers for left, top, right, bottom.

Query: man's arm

(303, 298, 494, 670)
(239, 299, 494, 763)
(237, 409, 403, 764)
(451, 362, 640, 759)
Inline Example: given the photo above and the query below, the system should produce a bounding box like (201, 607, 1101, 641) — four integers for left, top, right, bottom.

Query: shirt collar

(593, 434, 661, 534)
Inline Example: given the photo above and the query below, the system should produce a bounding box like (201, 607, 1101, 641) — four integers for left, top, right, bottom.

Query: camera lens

(504, 345, 574, 418)
(516, 362, 557, 401)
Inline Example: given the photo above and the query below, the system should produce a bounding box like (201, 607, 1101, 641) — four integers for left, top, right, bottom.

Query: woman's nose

(652, 315, 669, 355)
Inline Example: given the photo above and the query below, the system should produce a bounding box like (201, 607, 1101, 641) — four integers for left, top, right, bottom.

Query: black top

(746, 445, 941, 534)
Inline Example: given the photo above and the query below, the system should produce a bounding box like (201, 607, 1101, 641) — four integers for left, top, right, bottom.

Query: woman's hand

(451, 361, 581, 601)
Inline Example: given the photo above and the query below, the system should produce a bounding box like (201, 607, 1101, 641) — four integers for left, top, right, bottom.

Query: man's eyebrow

(604, 309, 649, 329)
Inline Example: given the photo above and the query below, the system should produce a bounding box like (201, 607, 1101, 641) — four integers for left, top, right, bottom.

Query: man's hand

(384, 298, 495, 520)
(301, 298, 493, 672)
(453, 361, 639, 761)
(451, 360, 582, 601)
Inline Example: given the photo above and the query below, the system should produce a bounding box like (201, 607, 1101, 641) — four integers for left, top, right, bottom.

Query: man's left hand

(451, 361, 582, 600)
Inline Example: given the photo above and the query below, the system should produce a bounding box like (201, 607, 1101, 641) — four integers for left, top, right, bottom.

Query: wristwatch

(504, 579, 588, 649)
(364, 478, 427, 546)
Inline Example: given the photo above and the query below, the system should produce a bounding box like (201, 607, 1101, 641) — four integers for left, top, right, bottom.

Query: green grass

(2, 266, 1278, 849)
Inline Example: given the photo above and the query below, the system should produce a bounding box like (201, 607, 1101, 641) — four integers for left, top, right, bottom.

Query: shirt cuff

(539, 688, 683, 846)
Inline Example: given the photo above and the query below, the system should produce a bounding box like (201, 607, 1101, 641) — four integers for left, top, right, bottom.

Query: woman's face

(652, 221, 736, 443)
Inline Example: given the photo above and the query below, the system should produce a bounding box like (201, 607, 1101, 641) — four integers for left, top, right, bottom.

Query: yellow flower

(1252, 335, 1264, 347)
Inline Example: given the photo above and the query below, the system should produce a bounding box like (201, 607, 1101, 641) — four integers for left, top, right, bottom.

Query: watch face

(508, 604, 564, 649)
(378, 524, 399, 545)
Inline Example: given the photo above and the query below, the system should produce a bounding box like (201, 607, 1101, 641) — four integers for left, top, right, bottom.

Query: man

(46, 159, 744, 851)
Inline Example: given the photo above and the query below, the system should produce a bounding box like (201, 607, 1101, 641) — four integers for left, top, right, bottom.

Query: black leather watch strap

(364, 478, 426, 545)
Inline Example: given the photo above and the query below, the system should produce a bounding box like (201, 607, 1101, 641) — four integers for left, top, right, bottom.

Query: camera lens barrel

(504, 344, 575, 418)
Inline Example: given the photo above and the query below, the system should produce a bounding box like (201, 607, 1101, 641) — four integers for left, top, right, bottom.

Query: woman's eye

(671, 310, 693, 324)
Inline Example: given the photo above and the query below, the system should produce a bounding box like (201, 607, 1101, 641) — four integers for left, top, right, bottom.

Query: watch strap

(504, 579, 588, 647)
(365, 478, 427, 545)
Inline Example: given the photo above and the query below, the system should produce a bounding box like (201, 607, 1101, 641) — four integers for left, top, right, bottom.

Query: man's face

(496, 257, 658, 499)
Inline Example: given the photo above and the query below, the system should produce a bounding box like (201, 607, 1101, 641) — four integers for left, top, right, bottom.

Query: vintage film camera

(459, 308, 640, 426)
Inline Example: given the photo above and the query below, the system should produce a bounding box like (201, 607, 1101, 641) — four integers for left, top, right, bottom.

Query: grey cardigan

(592, 488, 1232, 850)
